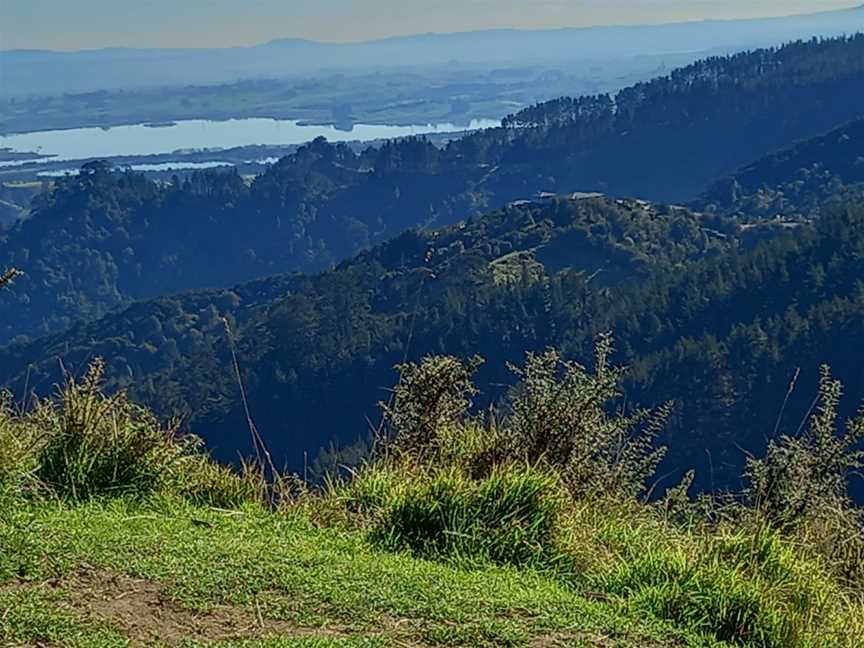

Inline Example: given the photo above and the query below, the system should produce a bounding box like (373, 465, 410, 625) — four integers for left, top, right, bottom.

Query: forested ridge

(0, 195, 735, 458)
(4, 180, 864, 496)
(698, 115, 864, 219)
(4, 35, 864, 495)
(5, 35, 864, 344)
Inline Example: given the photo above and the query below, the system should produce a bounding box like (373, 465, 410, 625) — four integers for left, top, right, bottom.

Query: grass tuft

(345, 463, 570, 570)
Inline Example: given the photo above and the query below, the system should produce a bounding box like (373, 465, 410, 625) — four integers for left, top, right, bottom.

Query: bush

(746, 365, 864, 530)
(505, 336, 669, 499)
(344, 463, 570, 570)
(378, 336, 669, 501)
(381, 354, 484, 462)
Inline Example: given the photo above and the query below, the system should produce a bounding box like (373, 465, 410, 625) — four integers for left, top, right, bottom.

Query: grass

(1, 356, 863, 647)
(342, 463, 569, 570)
(1, 497, 697, 648)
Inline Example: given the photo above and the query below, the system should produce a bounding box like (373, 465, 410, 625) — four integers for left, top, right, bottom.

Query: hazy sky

(1, 0, 859, 50)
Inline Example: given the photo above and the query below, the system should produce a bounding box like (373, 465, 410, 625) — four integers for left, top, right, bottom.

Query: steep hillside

(698, 116, 864, 219)
(6, 192, 864, 493)
(5, 37, 864, 344)
(0, 195, 734, 464)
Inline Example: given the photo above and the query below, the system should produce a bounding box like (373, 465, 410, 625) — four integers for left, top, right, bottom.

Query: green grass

(0, 496, 701, 648)
(2, 357, 862, 647)
(343, 463, 569, 570)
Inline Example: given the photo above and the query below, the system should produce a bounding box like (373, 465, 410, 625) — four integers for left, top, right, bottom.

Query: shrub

(505, 336, 670, 499)
(746, 365, 864, 529)
(381, 354, 484, 462)
(379, 336, 669, 501)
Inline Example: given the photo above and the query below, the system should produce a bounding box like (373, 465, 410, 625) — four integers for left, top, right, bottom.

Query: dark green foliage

(6, 37, 864, 490)
(0, 195, 729, 470)
(5, 197, 864, 493)
(746, 365, 864, 529)
(699, 117, 864, 220)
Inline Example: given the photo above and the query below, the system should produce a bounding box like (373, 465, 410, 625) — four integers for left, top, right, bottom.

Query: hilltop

(1, 331, 862, 647)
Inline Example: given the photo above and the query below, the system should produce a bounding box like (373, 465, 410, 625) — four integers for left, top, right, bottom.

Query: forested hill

(490, 35, 864, 200)
(7, 183, 864, 496)
(0, 195, 736, 464)
(4, 36, 864, 345)
(697, 116, 864, 219)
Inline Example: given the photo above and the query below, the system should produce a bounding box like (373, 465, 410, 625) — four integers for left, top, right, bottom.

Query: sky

(1, 0, 859, 51)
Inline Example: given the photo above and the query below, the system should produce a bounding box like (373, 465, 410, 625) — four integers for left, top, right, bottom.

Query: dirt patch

(42, 566, 350, 646)
(530, 632, 612, 647)
(529, 631, 681, 648)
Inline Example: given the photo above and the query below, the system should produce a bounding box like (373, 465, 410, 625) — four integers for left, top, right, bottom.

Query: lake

(0, 118, 501, 165)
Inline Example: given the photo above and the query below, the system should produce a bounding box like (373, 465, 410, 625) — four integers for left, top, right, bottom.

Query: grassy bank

(1, 349, 863, 647)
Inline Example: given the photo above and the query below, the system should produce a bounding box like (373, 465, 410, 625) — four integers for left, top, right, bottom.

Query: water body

(0, 157, 56, 168)
(0, 118, 500, 163)
(39, 161, 235, 177)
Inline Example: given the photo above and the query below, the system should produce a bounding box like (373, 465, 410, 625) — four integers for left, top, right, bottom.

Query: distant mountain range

(3, 5, 864, 97)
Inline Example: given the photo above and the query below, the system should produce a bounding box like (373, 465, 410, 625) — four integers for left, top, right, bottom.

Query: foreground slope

(1, 499, 698, 648)
(1, 349, 862, 648)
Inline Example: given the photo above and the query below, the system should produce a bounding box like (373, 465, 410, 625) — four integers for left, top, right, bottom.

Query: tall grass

(1, 359, 262, 507)
(0, 393, 38, 497)
(343, 462, 572, 570)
